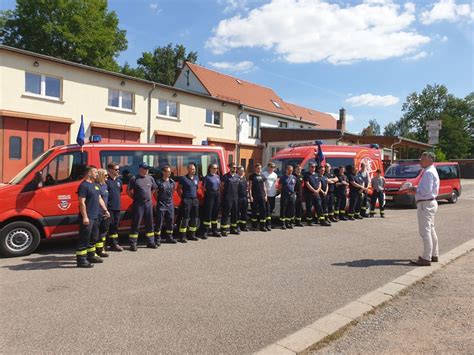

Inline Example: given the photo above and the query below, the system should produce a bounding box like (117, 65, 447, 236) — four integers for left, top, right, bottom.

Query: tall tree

(135, 43, 198, 85)
(1, 0, 127, 71)
(361, 119, 381, 135)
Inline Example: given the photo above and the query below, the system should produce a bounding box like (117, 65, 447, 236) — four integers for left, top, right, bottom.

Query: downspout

(390, 136, 403, 164)
(147, 83, 156, 143)
(236, 106, 245, 164)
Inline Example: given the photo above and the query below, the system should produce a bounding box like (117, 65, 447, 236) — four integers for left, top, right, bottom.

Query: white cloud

(421, 0, 472, 25)
(345, 94, 400, 107)
(149, 3, 162, 14)
(403, 51, 428, 61)
(206, 0, 430, 65)
(217, 0, 249, 14)
(208, 60, 256, 73)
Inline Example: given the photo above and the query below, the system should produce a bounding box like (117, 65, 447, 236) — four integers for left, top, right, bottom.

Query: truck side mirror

(34, 171, 43, 189)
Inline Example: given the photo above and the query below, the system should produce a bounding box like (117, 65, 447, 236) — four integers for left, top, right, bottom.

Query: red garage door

(155, 134, 193, 145)
(1, 116, 70, 182)
(91, 127, 140, 143)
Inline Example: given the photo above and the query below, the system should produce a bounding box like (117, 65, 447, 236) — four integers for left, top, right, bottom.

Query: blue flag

(315, 140, 324, 165)
(76, 115, 85, 147)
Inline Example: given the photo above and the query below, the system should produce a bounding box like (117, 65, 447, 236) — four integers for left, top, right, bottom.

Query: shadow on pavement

(332, 259, 412, 267)
(1, 255, 76, 270)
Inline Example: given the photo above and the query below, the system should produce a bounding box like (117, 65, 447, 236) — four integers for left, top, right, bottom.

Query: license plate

(385, 195, 393, 201)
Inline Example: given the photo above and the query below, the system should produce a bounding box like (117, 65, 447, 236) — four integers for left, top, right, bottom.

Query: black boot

(96, 247, 109, 258)
(110, 238, 124, 252)
(252, 221, 259, 231)
(230, 228, 240, 235)
(76, 255, 93, 268)
(266, 220, 272, 232)
(259, 221, 267, 232)
(130, 243, 138, 251)
(240, 223, 249, 232)
(188, 232, 199, 241)
(281, 221, 287, 230)
(87, 252, 103, 263)
(286, 221, 294, 229)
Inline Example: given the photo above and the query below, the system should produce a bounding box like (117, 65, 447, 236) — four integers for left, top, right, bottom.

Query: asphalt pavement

(1, 181, 473, 354)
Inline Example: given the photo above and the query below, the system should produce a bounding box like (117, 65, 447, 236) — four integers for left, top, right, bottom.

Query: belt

(416, 198, 435, 203)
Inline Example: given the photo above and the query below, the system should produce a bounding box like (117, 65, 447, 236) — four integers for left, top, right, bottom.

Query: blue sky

(2, 0, 473, 133)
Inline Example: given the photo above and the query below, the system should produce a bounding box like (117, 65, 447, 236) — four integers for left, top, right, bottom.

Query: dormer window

(271, 100, 282, 109)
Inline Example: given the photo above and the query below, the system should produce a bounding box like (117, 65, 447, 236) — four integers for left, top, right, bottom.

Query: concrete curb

(255, 239, 474, 355)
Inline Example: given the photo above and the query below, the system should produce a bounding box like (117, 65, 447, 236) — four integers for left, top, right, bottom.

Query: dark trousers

(295, 194, 303, 223)
(360, 192, 369, 215)
(251, 197, 267, 225)
(320, 193, 328, 217)
(76, 218, 99, 257)
(280, 193, 296, 223)
(108, 210, 121, 241)
(179, 197, 199, 236)
(221, 194, 238, 232)
(336, 194, 347, 215)
(370, 191, 385, 215)
(129, 201, 154, 244)
(326, 192, 335, 216)
(238, 197, 248, 227)
(97, 214, 110, 249)
(265, 196, 276, 224)
(203, 190, 220, 231)
(348, 192, 360, 217)
(305, 193, 323, 223)
(155, 203, 174, 238)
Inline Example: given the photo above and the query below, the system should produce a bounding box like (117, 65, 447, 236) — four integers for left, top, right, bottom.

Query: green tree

(361, 119, 381, 135)
(135, 43, 198, 85)
(1, 0, 127, 71)
(120, 62, 145, 79)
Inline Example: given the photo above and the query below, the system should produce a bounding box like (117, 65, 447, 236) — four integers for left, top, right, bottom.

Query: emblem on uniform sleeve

(57, 194, 71, 211)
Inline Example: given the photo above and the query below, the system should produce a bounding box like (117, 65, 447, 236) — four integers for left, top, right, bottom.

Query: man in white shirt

(410, 151, 440, 266)
(262, 162, 278, 231)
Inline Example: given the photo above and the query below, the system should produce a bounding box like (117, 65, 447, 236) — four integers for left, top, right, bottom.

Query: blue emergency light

(89, 135, 102, 143)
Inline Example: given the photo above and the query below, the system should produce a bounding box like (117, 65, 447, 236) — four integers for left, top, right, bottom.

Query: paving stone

(307, 313, 352, 335)
(357, 290, 393, 307)
(334, 301, 374, 320)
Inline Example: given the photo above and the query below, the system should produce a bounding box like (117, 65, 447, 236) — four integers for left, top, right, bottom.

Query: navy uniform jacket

(156, 178, 175, 209)
(179, 175, 199, 199)
(280, 174, 297, 195)
(106, 176, 122, 211)
(128, 174, 157, 203)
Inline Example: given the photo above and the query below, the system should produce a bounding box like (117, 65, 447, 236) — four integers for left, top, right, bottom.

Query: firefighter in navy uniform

(324, 164, 338, 223)
(154, 165, 177, 244)
(202, 164, 221, 238)
(347, 165, 365, 220)
(317, 165, 332, 226)
(221, 163, 240, 236)
(279, 165, 297, 230)
(127, 162, 158, 251)
(106, 162, 124, 251)
(335, 166, 349, 221)
(303, 163, 329, 226)
(293, 165, 305, 227)
(76, 165, 110, 268)
(357, 162, 370, 217)
(177, 163, 200, 243)
(237, 166, 249, 232)
(249, 163, 268, 232)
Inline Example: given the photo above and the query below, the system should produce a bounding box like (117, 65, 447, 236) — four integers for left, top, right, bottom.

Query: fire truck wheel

(0, 221, 41, 257)
(448, 190, 458, 204)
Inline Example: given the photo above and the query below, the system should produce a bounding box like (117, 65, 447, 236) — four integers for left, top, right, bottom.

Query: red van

(271, 143, 384, 177)
(0, 143, 227, 257)
(384, 160, 461, 207)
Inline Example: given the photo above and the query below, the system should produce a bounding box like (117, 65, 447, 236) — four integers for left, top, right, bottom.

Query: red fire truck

(0, 143, 227, 257)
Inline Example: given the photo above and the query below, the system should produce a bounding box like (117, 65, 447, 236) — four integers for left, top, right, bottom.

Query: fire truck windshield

(271, 158, 303, 176)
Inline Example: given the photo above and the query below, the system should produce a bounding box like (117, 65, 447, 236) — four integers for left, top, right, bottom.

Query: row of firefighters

(74, 161, 386, 268)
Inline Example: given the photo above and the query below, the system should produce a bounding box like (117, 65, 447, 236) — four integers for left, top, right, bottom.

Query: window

(279, 121, 288, 128)
(248, 159, 255, 173)
(9, 136, 22, 160)
(108, 89, 134, 111)
(32, 138, 44, 159)
(53, 139, 65, 147)
(241, 158, 247, 170)
(206, 109, 221, 126)
(99, 149, 222, 182)
(158, 99, 178, 118)
(436, 165, 459, 180)
(249, 115, 260, 138)
(228, 154, 234, 165)
(271, 100, 282, 109)
(25, 72, 61, 99)
(41, 152, 88, 186)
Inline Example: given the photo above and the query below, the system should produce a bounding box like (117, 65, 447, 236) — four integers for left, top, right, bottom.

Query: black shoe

(321, 220, 331, 227)
(188, 236, 199, 241)
(354, 215, 362, 220)
(213, 231, 222, 238)
(380, 214, 385, 218)
(260, 226, 267, 232)
(87, 254, 104, 263)
(130, 244, 138, 252)
(347, 216, 355, 221)
(240, 226, 249, 232)
(221, 231, 228, 237)
(77, 261, 93, 268)
(286, 224, 293, 229)
(307, 222, 313, 227)
(361, 213, 369, 218)
(266, 226, 272, 231)
(166, 237, 177, 244)
(155, 238, 161, 246)
(339, 216, 348, 221)
(295, 222, 304, 227)
(178, 237, 188, 243)
(230, 229, 240, 235)
(199, 234, 208, 240)
(281, 224, 287, 230)
(96, 250, 109, 258)
(147, 243, 158, 249)
(369, 214, 375, 218)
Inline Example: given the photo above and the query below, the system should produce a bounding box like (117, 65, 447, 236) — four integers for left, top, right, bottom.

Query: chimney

(337, 107, 346, 132)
